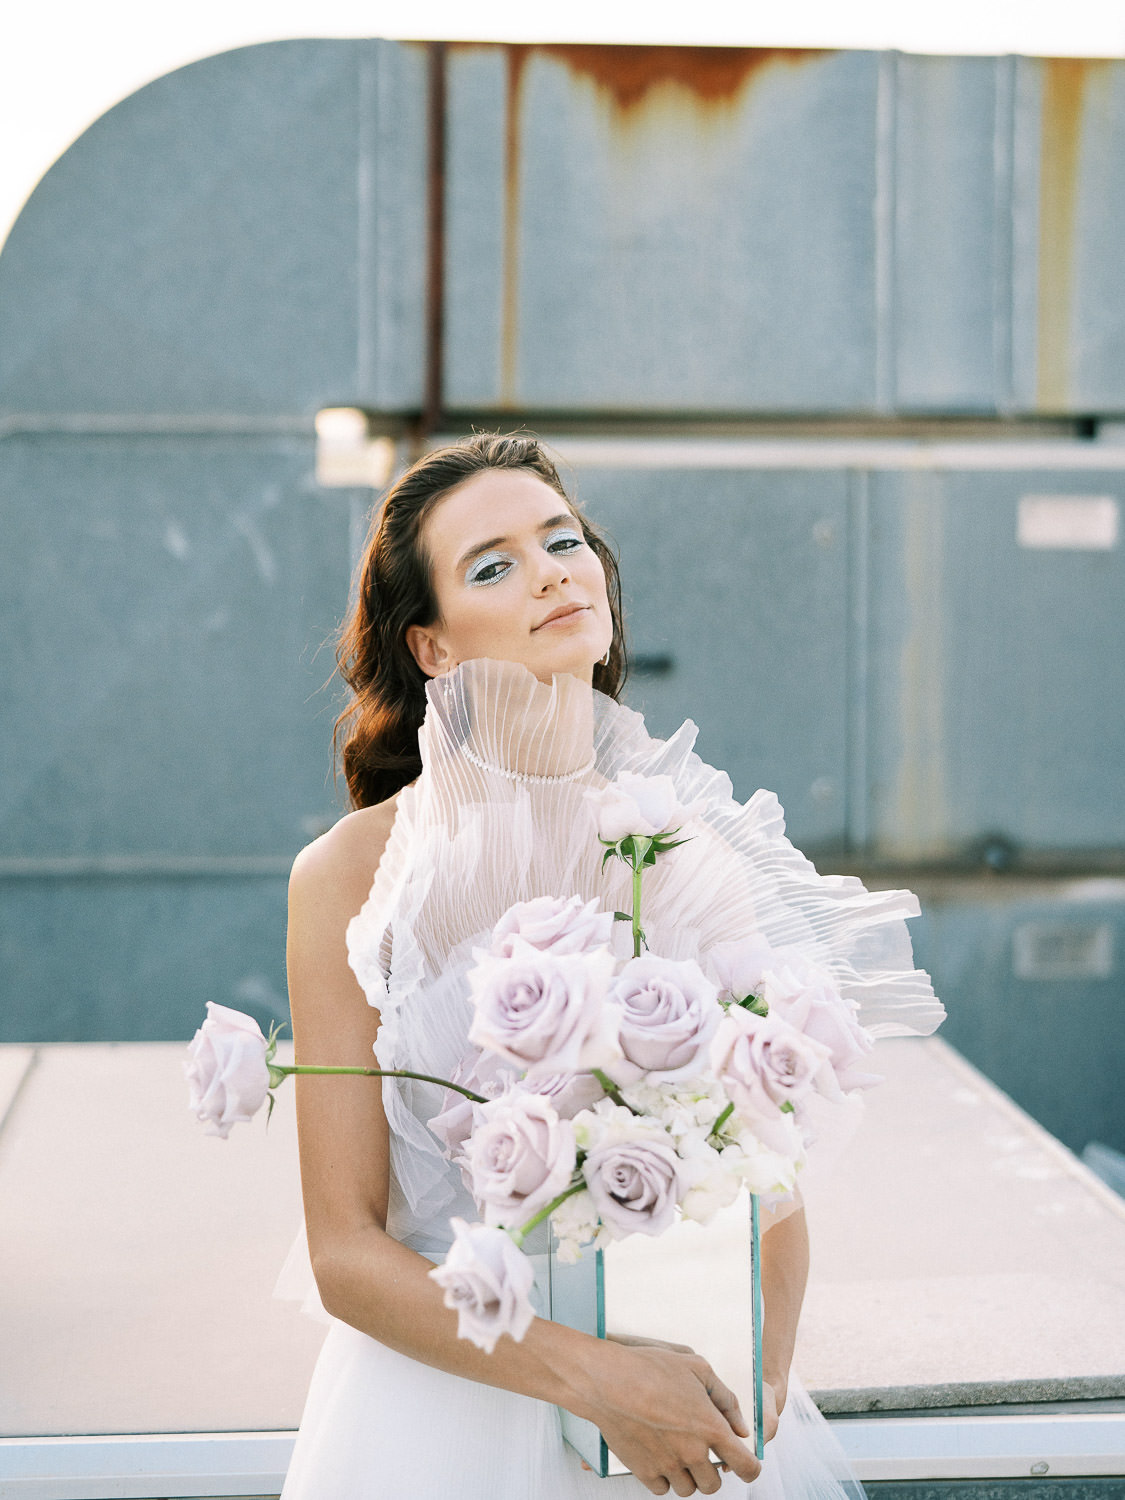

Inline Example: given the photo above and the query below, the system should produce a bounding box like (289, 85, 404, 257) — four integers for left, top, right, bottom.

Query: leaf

(266, 1092, 276, 1128)
(737, 994, 769, 1017)
(613, 911, 633, 922)
(780, 1100, 795, 1115)
(602, 846, 616, 869)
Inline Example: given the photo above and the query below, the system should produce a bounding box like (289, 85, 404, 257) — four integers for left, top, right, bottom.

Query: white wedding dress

(279, 659, 943, 1500)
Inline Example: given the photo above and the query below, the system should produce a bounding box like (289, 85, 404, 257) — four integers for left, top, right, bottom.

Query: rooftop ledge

(1, 1034, 1123, 1491)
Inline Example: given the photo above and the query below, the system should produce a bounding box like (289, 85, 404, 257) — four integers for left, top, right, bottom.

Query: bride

(280, 432, 939, 1498)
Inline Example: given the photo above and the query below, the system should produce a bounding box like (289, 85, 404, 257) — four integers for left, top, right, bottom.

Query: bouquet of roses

(186, 772, 880, 1361)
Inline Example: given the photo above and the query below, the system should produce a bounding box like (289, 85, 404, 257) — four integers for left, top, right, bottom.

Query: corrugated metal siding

(0, 39, 1122, 1161)
(0, 40, 429, 419)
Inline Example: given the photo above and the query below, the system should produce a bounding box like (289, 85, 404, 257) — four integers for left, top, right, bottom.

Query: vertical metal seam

(992, 54, 1017, 416)
(355, 46, 377, 404)
(846, 467, 871, 853)
(422, 41, 447, 437)
(874, 50, 898, 414)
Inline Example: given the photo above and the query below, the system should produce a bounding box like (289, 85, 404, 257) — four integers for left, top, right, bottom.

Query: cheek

(577, 551, 611, 610)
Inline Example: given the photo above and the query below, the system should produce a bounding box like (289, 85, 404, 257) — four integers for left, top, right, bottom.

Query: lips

(533, 604, 589, 630)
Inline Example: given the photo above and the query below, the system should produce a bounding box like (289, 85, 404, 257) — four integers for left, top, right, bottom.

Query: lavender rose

(577, 1106, 683, 1238)
(705, 932, 777, 1005)
(428, 1218, 535, 1354)
(467, 939, 620, 1077)
(585, 773, 702, 844)
(185, 1002, 271, 1138)
(489, 895, 614, 959)
(526, 1070, 607, 1119)
(465, 1092, 578, 1228)
(427, 1049, 517, 1158)
(710, 1008, 830, 1152)
(760, 955, 880, 1093)
(606, 955, 723, 1084)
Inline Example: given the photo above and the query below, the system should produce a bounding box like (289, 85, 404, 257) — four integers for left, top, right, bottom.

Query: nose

(533, 548, 570, 591)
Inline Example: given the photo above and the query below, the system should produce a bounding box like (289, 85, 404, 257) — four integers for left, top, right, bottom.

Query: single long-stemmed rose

(586, 774, 701, 959)
(186, 1002, 486, 1139)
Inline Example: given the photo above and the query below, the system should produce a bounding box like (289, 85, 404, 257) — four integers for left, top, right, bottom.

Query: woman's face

(406, 468, 613, 685)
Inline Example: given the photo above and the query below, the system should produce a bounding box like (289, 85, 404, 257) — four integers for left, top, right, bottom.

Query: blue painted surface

(0, 40, 428, 418)
(0, 31, 1122, 1146)
(575, 465, 851, 849)
(907, 882, 1125, 1155)
(865, 467, 1125, 859)
(0, 435, 350, 857)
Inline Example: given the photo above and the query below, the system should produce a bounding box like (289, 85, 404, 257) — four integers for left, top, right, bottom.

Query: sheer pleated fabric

(344, 657, 942, 1255)
(280, 657, 940, 1497)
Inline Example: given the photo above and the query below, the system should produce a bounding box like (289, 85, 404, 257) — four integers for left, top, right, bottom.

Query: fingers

(685, 1459, 725, 1495)
(701, 1372, 749, 1440)
(711, 1430, 761, 1486)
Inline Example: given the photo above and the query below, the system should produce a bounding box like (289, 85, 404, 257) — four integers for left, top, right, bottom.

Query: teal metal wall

(1, 40, 1122, 1153)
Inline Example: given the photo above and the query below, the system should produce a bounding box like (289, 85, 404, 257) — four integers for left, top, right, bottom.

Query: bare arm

(286, 808, 761, 1497)
(757, 1205, 809, 1439)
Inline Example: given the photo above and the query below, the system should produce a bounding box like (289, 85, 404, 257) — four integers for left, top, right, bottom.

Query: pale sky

(2, 0, 1125, 251)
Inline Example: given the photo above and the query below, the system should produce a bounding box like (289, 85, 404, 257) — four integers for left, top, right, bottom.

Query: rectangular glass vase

(531, 1193, 765, 1478)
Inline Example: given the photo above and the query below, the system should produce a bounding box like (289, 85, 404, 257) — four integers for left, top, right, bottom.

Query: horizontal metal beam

(1, 1412, 1123, 1496)
(0, 857, 292, 880)
(546, 436, 1125, 470)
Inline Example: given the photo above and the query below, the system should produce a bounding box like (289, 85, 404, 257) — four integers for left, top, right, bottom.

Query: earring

(599, 646, 611, 667)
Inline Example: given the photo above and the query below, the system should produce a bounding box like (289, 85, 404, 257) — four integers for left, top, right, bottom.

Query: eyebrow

(455, 513, 577, 571)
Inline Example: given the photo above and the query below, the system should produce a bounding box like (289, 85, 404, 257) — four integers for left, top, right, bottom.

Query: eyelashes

(465, 528, 585, 587)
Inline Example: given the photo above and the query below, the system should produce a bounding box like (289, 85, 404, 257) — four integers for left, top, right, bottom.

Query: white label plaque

(1018, 495, 1119, 550)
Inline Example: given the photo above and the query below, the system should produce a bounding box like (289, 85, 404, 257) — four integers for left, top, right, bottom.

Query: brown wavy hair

(335, 432, 628, 810)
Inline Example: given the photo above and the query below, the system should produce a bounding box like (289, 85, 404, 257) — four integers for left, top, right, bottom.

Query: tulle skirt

(280, 1318, 866, 1499)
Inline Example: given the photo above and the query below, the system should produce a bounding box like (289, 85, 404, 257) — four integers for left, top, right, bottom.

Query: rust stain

(533, 44, 828, 116)
(1036, 58, 1107, 410)
(482, 42, 828, 405)
(498, 46, 529, 408)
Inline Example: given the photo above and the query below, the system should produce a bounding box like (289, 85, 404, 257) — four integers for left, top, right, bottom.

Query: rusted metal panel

(1012, 56, 1125, 414)
(865, 466, 1125, 860)
(444, 44, 882, 414)
(891, 55, 1012, 412)
(569, 463, 852, 850)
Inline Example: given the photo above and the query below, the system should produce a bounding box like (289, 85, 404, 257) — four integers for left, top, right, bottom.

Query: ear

(405, 622, 457, 679)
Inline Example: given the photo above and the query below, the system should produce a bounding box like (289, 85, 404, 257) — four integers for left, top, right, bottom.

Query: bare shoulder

(289, 794, 402, 918)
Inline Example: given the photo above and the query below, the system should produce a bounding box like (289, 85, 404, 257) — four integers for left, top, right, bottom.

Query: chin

(529, 642, 598, 683)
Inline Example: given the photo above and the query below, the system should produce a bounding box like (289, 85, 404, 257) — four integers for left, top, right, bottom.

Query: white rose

(607, 955, 722, 1084)
(675, 1131, 743, 1225)
(428, 1219, 535, 1354)
(585, 773, 702, 844)
(467, 940, 620, 1077)
(490, 895, 614, 958)
(184, 1003, 271, 1138)
(720, 1130, 803, 1198)
(547, 1187, 600, 1265)
(465, 1092, 578, 1229)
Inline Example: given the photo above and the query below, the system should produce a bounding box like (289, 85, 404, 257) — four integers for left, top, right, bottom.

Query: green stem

(272, 1064, 486, 1103)
(632, 859, 644, 957)
(591, 1067, 631, 1110)
(511, 1179, 587, 1247)
(710, 1101, 735, 1139)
